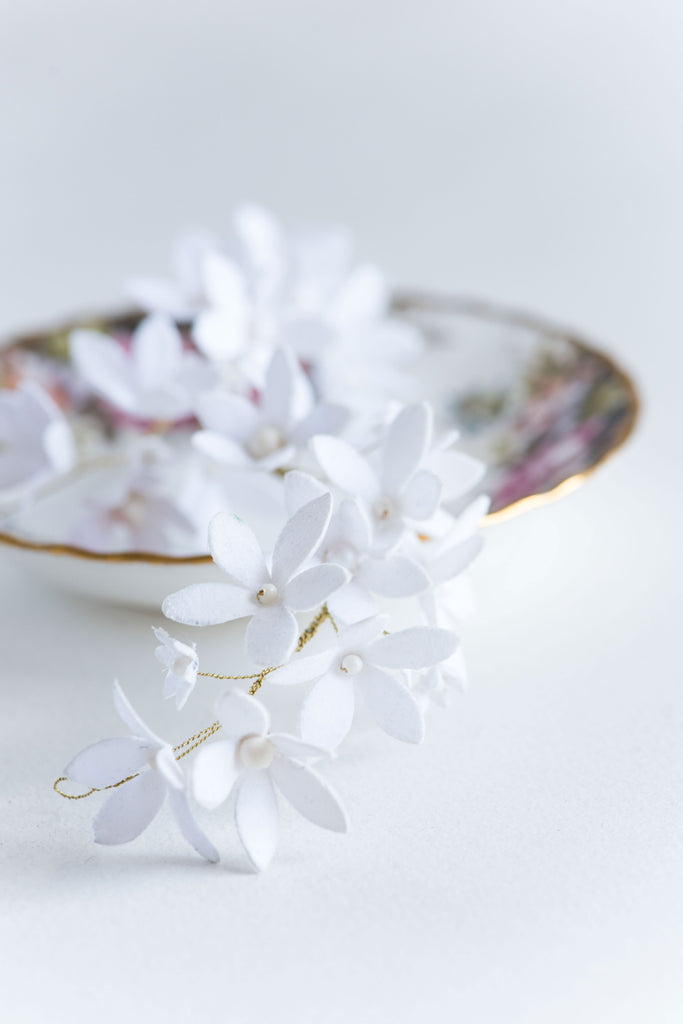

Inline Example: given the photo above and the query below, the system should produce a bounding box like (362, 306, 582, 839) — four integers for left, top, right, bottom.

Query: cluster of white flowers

(0, 382, 75, 501)
(61, 393, 487, 870)
(2, 205, 489, 868)
(1, 205, 428, 557)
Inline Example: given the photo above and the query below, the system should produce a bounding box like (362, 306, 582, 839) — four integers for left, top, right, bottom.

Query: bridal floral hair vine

(39, 205, 488, 871)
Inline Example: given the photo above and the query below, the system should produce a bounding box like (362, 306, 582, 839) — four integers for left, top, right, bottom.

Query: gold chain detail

(248, 668, 275, 696)
(53, 772, 140, 800)
(295, 603, 337, 651)
(54, 605, 338, 800)
(174, 721, 221, 759)
(197, 670, 261, 681)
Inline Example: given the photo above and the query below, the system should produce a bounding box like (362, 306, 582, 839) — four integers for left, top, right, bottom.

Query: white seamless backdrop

(0, 2, 681, 1022)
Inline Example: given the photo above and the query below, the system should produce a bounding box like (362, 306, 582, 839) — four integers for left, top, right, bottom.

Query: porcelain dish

(0, 293, 638, 607)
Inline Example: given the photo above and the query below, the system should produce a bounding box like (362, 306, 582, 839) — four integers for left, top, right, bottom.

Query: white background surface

(1, 2, 682, 1021)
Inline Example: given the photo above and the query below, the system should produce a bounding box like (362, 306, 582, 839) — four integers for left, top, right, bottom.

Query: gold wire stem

(248, 668, 274, 696)
(53, 772, 140, 800)
(54, 605, 338, 799)
(295, 603, 337, 651)
(174, 721, 221, 759)
(197, 670, 262, 681)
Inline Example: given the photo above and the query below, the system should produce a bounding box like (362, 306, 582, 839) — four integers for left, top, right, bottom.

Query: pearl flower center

(171, 651, 195, 678)
(239, 735, 274, 770)
(372, 496, 395, 522)
(340, 653, 364, 676)
(247, 426, 285, 459)
(256, 582, 280, 606)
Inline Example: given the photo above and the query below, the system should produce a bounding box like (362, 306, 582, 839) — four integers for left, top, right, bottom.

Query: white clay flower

(412, 493, 489, 626)
(312, 402, 443, 550)
(408, 495, 488, 707)
(192, 690, 348, 871)
(153, 627, 199, 709)
(64, 681, 218, 862)
(148, 205, 420, 397)
(425, 432, 487, 508)
(190, 206, 356, 377)
(310, 311, 424, 412)
(285, 470, 431, 623)
(190, 206, 290, 381)
(162, 494, 350, 666)
(269, 615, 458, 749)
(0, 382, 75, 496)
(313, 404, 489, 550)
(70, 313, 213, 422)
(276, 241, 424, 408)
(69, 437, 196, 554)
(194, 346, 348, 473)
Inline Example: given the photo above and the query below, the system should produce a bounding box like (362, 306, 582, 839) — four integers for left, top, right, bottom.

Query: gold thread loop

(53, 777, 98, 800)
(53, 771, 141, 799)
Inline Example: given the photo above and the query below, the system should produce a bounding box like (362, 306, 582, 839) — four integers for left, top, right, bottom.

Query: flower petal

(162, 582, 254, 627)
(168, 674, 195, 711)
(112, 680, 163, 745)
(154, 744, 184, 790)
(192, 739, 239, 810)
(132, 314, 182, 390)
(268, 649, 335, 687)
(381, 403, 432, 495)
(69, 330, 135, 413)
(152, 624, 171, 648)
(431, 450, 486, 503)
(245, 604, 299, 666)
(193, 310, 247, 362)
(336, 499, 372, 554)
(311, 435, 379, 503)
(292, 402, 350, 445)
(234, 771, 280, 871)
(299, 673, 356, 750)
(330, 263, 387, 325)
(269, 734, 328, 760)
(216, 690, 270, 740)
(279, 316, 335, 359)
(208, 512, 268, 589)
(203, 251, 248, 311)
(285, 564, 349, 611)
(429, 535, 483, 585)
(93, 770, 166, 846)
(261, 346, 300, 430)
(327, 580, 378, 624)
(271, 493, 332, 587)
(366, 627, 458, 670)
(339, 614, 389, 650)
(451, 494, 491, 541)
(284, 469, 328, 517)
(167, 788, 220, 863)
(65, 737, 151, 790)
(359, 554, 430, 597)
(196, 391, 260, 440)
(401, 469, 442, 521)
(360, 667, 424, 743)
(192, 430, 251, 467)
(234, 203, 284, 277)
(270, 759, 348, 832)
(43, 418, 76, 474)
